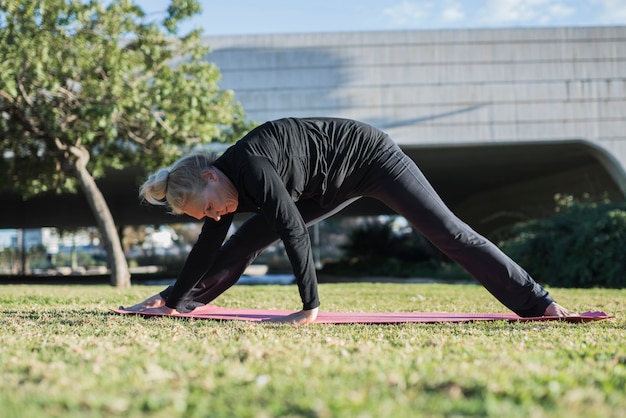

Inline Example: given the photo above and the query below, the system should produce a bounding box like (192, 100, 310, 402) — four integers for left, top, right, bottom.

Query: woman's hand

(269, 307, 319, 324)
(543, 302, 577, 317)
(119, 294, 166, 312)
(136, 305, 179, 316)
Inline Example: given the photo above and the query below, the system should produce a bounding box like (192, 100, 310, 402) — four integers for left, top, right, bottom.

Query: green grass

(0, 283, 624, 418)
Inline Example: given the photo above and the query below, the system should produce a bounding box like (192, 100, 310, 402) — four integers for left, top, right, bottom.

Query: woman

(123, 117, 573, 323)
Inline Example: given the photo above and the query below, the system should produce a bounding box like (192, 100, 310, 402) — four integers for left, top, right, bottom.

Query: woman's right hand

(543, 302, 577, 317)
(120, 294, 166, 312)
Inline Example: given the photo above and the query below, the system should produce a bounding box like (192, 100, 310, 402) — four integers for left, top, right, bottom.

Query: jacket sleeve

(244, 156, 320, 310)
(164, 213, 234, 310)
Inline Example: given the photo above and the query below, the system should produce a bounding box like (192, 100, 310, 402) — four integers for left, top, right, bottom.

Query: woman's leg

(363, 142, 554, 317)
(163, 198, 360, 312)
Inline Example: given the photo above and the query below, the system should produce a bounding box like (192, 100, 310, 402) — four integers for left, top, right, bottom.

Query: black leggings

(163, 141, 554, 317)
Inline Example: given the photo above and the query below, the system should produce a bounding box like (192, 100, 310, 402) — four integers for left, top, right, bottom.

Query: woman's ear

(201, 169, 218, 182)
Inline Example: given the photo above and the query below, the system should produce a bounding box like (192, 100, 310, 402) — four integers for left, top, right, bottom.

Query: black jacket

(165, 117, 389, 310)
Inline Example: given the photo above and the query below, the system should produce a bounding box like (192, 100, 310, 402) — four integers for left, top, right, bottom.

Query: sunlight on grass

(0, 283, 624, 418)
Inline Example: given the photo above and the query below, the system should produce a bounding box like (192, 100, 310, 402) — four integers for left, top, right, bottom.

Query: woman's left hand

(130, 305, 178, 316)
(269, 307, 318, 324)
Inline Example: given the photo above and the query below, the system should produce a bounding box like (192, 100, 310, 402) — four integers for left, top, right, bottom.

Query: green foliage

(0, 284, 624, 418)
(0, 0, 251, 197)
(321, 218, 472, 280)
(499, 194, 626, 288)
(342, 219, 438, 264)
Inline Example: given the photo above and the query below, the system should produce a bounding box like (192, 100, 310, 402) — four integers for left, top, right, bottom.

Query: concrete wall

(203, 26, 626, 180)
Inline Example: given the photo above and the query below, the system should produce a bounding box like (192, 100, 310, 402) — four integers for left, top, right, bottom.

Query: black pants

(162, 139, 554, 317)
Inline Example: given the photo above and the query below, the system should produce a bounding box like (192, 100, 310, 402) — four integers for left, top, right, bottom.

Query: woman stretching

(123, 117, 573, 323)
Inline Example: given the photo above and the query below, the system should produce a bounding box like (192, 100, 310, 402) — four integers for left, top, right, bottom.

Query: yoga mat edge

(111, 306, 611, 324)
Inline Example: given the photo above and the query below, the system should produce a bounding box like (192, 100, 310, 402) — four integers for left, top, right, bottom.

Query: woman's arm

(244, 157, 321, 311)
(164, 213, 235, 311)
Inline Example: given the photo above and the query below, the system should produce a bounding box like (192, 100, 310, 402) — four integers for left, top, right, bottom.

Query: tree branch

(127, 130, 147, 144)
(57, 86, 79, 102)
(0, 90, 15, 104)
(150, 110, 175, 135)
(68, 144, 90, 169)
(16, 77, 35, 107)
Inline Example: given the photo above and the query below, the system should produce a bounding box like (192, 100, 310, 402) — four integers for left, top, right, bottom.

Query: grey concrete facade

(200, 26, 626, 234)
(205, 27, 626, 156)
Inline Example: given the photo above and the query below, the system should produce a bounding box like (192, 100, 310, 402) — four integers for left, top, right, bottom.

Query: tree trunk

(70, 146, 131, 288)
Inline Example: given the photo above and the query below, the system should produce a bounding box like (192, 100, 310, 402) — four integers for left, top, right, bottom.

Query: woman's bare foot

(120, 294, 166, 312)
(267, 308, 319, 324)
(543, 302, 577, 317)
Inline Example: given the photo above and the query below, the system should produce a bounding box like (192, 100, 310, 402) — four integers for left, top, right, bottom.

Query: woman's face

(182, 170, 238, 221)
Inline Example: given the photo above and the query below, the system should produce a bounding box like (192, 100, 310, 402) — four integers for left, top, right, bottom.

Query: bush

(341, 220, 437, 263)
(499, 194, 626, 288)
(320, 218, 471, 279)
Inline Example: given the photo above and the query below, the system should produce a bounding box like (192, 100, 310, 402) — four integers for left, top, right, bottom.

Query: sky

(132, 0, 626, 36)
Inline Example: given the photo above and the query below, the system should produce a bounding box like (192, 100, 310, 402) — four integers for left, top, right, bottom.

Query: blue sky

(133, 0, 626, 35)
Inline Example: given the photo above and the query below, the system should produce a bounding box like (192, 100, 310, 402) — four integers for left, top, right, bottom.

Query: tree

(0, 0, 250, 287)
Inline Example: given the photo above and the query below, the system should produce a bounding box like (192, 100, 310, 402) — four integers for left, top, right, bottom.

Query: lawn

(0, 282, 624, 418)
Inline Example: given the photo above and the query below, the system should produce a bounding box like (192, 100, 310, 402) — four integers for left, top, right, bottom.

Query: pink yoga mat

(112, 305, 611, 324)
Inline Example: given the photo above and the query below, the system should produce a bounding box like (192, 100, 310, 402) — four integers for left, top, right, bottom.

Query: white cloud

(442, 1, 465, 22)
(549, 3, 576, 18)
(593, 0, 626, 23)
(384, 1, 433, 25)
(482, 0, 546, 23)
(480, 0, 580, 25)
